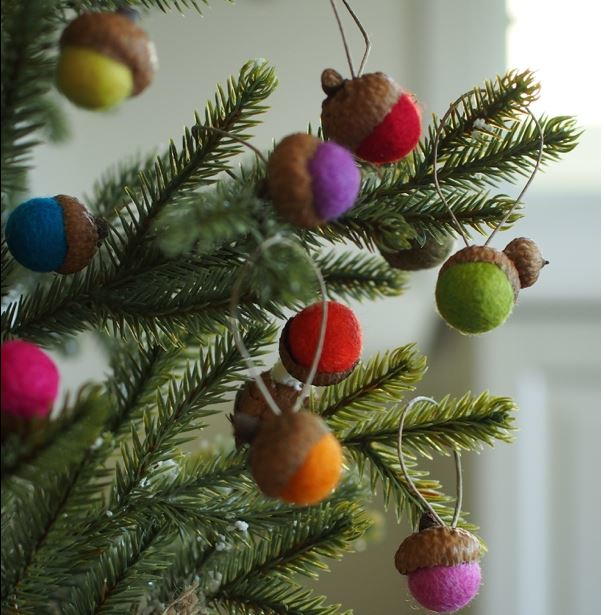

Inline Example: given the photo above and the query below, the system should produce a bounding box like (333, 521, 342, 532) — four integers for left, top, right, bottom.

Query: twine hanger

(329, 0, 372, 79)
(432, 92, 545, 248)
(229, 235, 329, 416)
(200, 127, 327, 417)
(397, 396, 463, 528)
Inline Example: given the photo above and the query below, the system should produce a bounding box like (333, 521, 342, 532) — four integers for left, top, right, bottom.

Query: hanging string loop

(397, 396, 464, 528)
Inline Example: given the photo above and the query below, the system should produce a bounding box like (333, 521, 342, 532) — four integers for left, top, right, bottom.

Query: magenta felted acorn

(394, 397, 483, 612)
(267, 133, 361, 228)
(1, 340, 60, 421)
(395, 513, 482, 613)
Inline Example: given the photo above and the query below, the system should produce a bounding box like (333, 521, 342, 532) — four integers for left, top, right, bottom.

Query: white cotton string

(229, 235, 328, 415)
(329, 0, 372, 79)
(483, 105, 544, 246)
(397, 396, 464, 528)
(433, 90, 545, 249)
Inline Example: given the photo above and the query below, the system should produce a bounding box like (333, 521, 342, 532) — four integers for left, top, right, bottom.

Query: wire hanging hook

(397, 396, 464, 528)
(433, 92, 545, 249)
(229, 235, 328, 415)
(329, 0, 372, 79)
(483, 106, 544, 246)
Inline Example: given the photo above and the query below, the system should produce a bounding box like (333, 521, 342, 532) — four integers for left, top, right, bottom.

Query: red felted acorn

(279, 301, 362, 386)
(321, 69, 421, 164)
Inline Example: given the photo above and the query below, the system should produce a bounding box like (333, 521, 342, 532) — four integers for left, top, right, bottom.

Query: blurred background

(29, 0, 600, 613)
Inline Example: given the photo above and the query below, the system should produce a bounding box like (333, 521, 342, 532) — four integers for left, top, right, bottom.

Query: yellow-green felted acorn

(381, 235, 454, 271)
(435, 240, 547, 335)
(57, 9, 157, 110)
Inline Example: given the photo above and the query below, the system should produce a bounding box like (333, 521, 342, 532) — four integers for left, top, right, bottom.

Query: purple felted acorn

(267, 133, 360, 228)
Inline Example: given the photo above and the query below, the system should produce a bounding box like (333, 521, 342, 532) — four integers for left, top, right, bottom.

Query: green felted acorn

(381, 235, 454, 271)
(435, 240, 547, 335)
(435, 245, 520, 335)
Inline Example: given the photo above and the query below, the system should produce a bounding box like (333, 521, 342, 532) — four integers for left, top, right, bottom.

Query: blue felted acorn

(5, 196, 107, 274)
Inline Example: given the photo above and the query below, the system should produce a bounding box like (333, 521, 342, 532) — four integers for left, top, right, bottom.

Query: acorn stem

(321, 68, 345, 96)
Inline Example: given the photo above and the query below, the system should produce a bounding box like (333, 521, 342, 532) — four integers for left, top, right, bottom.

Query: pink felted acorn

(395, 512, 482, 612)
(1, 340, 59, 421)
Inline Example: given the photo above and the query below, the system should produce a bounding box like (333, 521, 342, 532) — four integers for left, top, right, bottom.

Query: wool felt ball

(1, 340, 59, 420)
(6, 195, 107, 274)
(267, 133, 361, 228)
(57, 11, 157, 110)
(249, 409, 342, 505)
(279, 301, 362, 386)
(231, 369, 304, 447)
(503, 237, 548, 288)
(320, 69, 421, 164)
(381, 235, 454, 271)
(435, 245, 520, 335)
(395, 522, 482, 613)
(407, 562, 482, 612)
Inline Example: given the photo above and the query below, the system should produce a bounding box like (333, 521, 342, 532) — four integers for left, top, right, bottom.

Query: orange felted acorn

(279, 301, 362, 386)
(249, 407, 343, 506)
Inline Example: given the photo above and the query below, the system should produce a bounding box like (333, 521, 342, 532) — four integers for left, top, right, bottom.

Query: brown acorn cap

(440, 245, 521, 301)
(54, 195, 105, 274)
(60, 12, 156, 95)
(231, 370, 304, 446)
(249, 410, 329, 497)
(503, 237, 548, 288)
(394, 526, 481, 575)
(321, 71, 403, 151)
(381, 235, 454, 271)
(267, 133, 323, 228)
(278, 318, 359, 387)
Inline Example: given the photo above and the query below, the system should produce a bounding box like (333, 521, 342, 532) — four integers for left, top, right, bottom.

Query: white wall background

(28, 1, 600, 613)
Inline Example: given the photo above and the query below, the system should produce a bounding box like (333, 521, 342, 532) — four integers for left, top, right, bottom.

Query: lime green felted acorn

(57, 10, 157, 110)
(435, 240, 547, 335)
(436, 246, 517, 335)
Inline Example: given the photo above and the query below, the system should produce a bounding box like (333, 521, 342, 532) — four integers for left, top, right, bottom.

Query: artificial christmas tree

(1, 1, 579, 613)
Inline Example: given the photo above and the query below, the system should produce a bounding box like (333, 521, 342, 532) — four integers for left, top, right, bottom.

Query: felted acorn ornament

(435, 245, 519, 335)
(435, 239, 547, 335)
(267, 133, 361, 228)
(231, 367, 305, 447)
(5, 196, 107, 274)
(381, 235, 454, 271)
(249, 408, 343, 505)
(395, 513, 482, 613)
(1, 340, 59, 421)
(320, 69, 421, 164)
(57, 10, 157, 110)
(279, 301, 362, 386)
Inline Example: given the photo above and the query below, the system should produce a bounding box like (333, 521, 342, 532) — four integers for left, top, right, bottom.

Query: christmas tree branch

(340, 392, 516, 524)
(317, 345, 427, 421)
(207, 503, 369, 597)
(212, 577, 349, 615)
(1, 0, 58, 202)
(110, 324, 275, 511)
(1, 384, 104, 482)
(114, 60, 277, 271)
